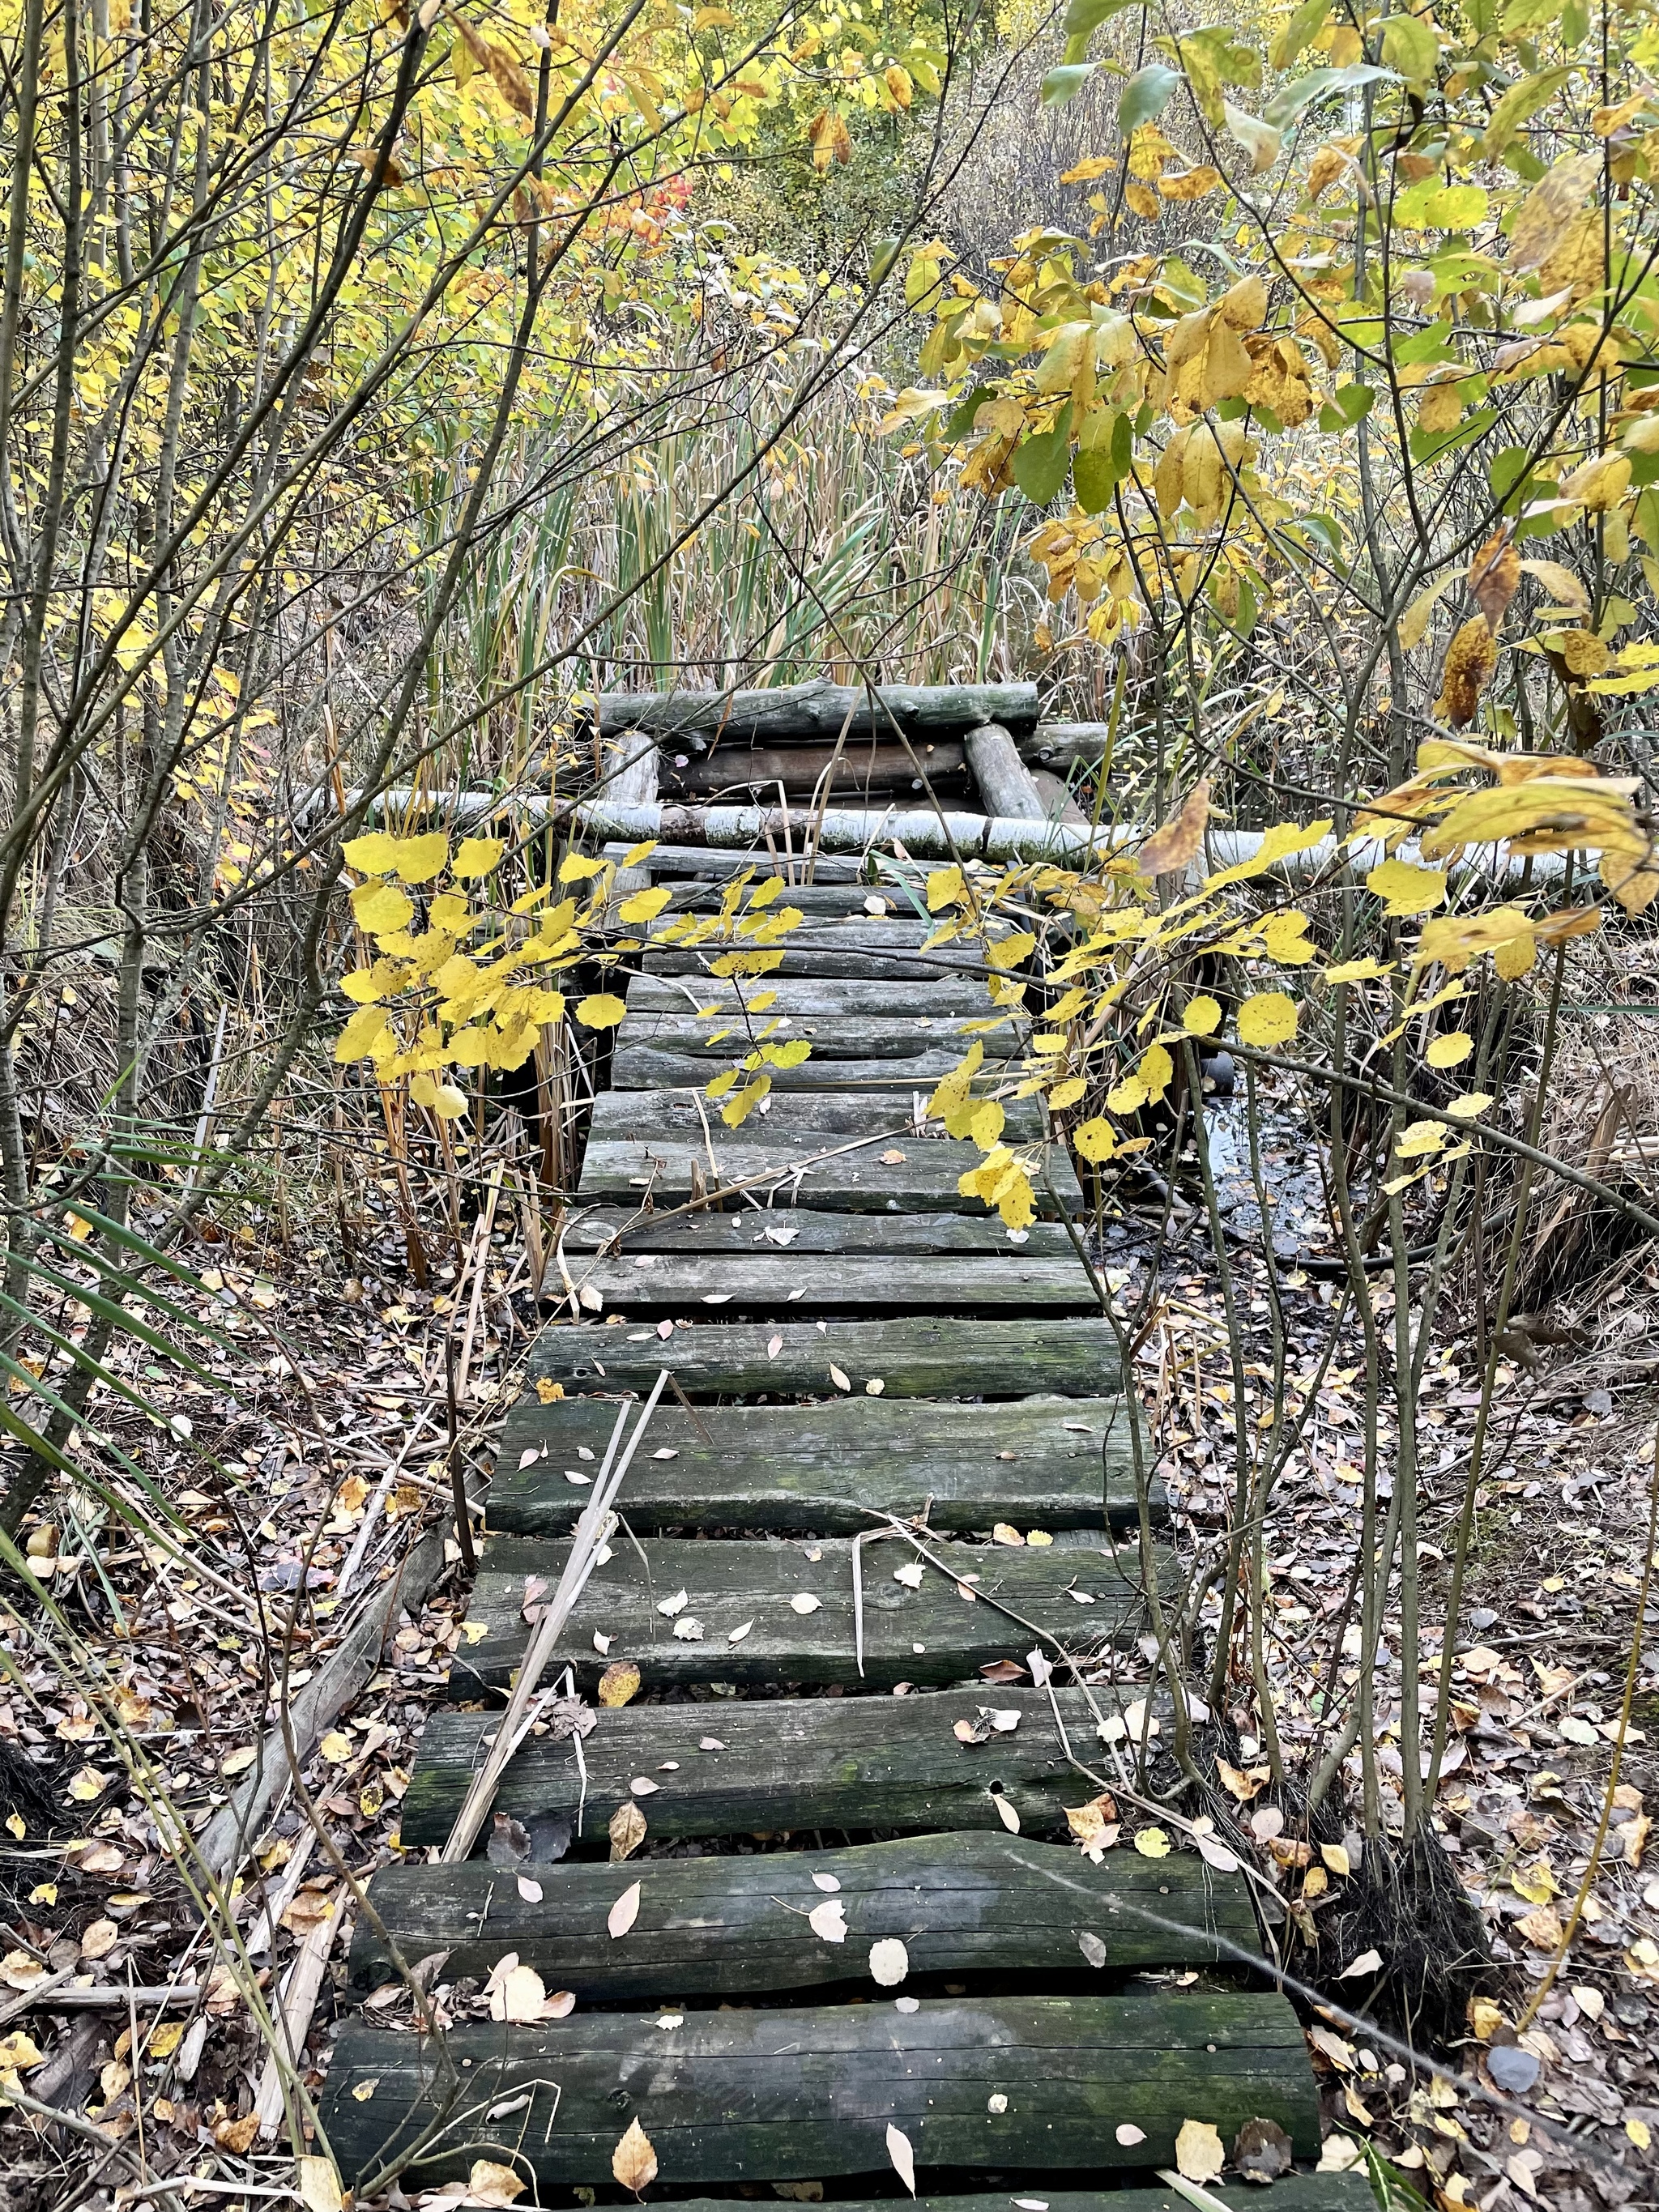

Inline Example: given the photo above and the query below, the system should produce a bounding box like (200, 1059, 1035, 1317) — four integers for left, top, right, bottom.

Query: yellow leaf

(1324, 957, 1392, 984)
(619, 888, 672, 923)
(320, 1730, 354, 1762)
(561, 854, 610, 882)
(1073, 1117, 1115, 1161)
(612, 2116, 659, 2193)
(66, 1767, 109, 1802)
(1426, 1031, 1473, 1068)
(926, 864, 966, 913)
(576, 994, 627, 1029)
(352, 883, 413, 935)
(1140, 1044, 1174, 1099)
(342, 831, 401, 876)
(1183, 995, 1222, 1034)
(1510, 1859, 1558, 1905)
(1175, 2120, 1226, 2183)
(1047, 1076, 1088, 1109)
(1236, 991, 1298, 1048)
(599, 1661, 641, 1707)
(1367, 858, 1448, 916)
(1133, 1826, 1171, 1857)
(1320, 1842, 1351, 1877)
(391, 833, 450, 884)
(1627, 2120, 1652, 2152)
(453, 837, 505, 879)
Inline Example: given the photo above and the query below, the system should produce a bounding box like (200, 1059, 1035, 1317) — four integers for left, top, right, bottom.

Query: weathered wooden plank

(399, 1687, 1151, 1846)
(643, 944, 986, 981)
(527, 1315, 1118, 1398)
(643, 878, 936, 917)
(658, 739, 971, 802)
(586, 1090, 1047, 1147)
(319, 1993, 1319, 2189)
(578, 1139, 1081, 1214)
(625, 974, 992, 1016)
(606, 842, 879, 884)
(450, 1532, 1162, 1696)
(612, 1046, 979, 1090)
(347, 1831, 1258, 1997)
(491, 1394, 1140, 1536)
(594, 679, 1040, 741)
(558, 1210, 1077, 1256)
(616, 1010, 1004, 1055)
(621, 2188, 1380, 2212)
(561, 1253, 1100, 1316)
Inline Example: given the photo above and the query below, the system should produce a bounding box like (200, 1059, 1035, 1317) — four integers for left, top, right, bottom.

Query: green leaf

(1013, 418, 1073, 505)
(1380, 13, 1439, 83)
(1482, 66, 1575, 161)
(1223, 98, 1281, 173)
(1075, 410, 1131, 511)
(1395, 177, 1490, 228)
(945, 383, 1000, 440)
(1269, 0, 1331, 68)
(1041, 62, 1097, 104)
(869, 237, 899, 288)
(1061, 0, 1137, 62)
(1119, 62, 1180, 134)
(1263, 61, 1393, 129)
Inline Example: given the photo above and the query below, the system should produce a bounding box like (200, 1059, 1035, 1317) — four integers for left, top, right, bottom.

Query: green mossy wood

(347, 1830, 1260, 1996)
(491, 1394, 1143, 1534)
(527, 1315, 1118, 1397)
(396, 1686, 1159, 1848)
(452, 1532, 1166, 1695)
(319, 1994, 1320, 2189)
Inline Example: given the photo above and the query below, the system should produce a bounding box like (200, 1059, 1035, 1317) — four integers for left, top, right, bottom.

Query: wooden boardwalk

(322, 770, 1358, 2205)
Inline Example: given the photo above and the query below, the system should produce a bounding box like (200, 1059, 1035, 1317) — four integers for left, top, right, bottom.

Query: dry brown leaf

(1518, 556, 1590, 612)
(1137, 778, 1209, 876)
(1158, 164, 1223, 200)
(1468, 530, 1519, 633)
(215, 2112, 262, 2154)
(599, 1660, 641, 1708)
(1433, 617, 1498, 727)
(467, 2161, 529, 2207)
(608, 1880, 642, 1938)
(612, 2117, 659, 2193)
(609, 1800, 647, 1861)
(489, 1962, 547, 2023)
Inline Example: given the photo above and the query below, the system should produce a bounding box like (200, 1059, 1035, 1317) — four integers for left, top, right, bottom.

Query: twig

(254, 1889, 349, 2138)
(440, 1370, 669, 1862)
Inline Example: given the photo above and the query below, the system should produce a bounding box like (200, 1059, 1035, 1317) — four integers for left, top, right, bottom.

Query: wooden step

(559, 1209, 1076, 1256)
(561, 1253, 1101, 1317)
(585, 1090, 1049, 1147)
(614, 1046, 975, 1089)
(626, 974, 994, 1016)
(648, 880, 937, 917)
(598, 2188, 1379, 2212)
(319, 1993, 1320, 2189)
(578, 1132, 1080, 1213)
(615, 1010, 1007, 1056)
(493, 1395, 1141, 1537)
(451, 1533, 1162, 1698)
(348, 1831, 1259, 1999)
(399, 1686, 1160, 1848)
(527, 1315, 1120, 1399)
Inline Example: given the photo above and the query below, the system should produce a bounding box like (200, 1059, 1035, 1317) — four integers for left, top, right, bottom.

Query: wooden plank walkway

(326, 792, 1350, 2203)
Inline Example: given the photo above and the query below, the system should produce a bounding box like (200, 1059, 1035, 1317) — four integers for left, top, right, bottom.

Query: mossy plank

(586, 1089, 1046, 1145)
(613, 1046, 973, 1090)
(448, 1532, 1163, 1697)
(347, 1831, 1258, 1997)
(565, 1254, 1098, 1316)
(626, 974, 992, 1016)
(492, 1395, 1141, 1536)
(318, 1993, 1319, 2189)
(577, 1137, 1081, 1214)
(527, 1315, 1118, 1399)
(557, 1209, 1075, 1257)
(614, 2188, 1377, 2212)
(399, 1687, 1158, 1847)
